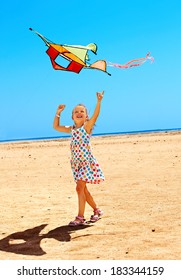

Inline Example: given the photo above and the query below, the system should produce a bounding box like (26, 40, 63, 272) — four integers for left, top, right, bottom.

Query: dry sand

(0, 131, 181, 260)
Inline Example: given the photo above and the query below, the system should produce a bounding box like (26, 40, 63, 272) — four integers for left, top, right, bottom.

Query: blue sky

(0, 0, 181, 141)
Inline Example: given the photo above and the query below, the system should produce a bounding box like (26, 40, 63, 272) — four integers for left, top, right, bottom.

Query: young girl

(53, 91, 105, 226)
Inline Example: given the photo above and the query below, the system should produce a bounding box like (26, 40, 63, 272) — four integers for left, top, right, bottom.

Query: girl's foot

(69, 216, 86, 227)
(90, 208, 103, 222)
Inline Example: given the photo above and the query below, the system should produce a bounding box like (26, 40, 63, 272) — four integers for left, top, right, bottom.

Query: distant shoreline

(1, 128, 181, 144)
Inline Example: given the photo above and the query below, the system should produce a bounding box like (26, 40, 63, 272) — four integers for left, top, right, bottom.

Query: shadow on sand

(0, 223, 92, 256)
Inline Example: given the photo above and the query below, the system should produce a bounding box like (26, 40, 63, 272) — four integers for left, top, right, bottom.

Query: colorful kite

(29, 28, 154, 75)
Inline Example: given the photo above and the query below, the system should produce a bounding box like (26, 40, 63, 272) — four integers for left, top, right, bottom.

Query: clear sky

(0, 0, 181, 141)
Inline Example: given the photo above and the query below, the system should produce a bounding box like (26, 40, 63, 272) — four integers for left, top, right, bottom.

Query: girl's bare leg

(76, 180, 86, 217)
(84, 186, 97, 210)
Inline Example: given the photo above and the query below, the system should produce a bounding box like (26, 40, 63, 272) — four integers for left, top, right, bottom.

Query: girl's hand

(96, 90, 104, 101)
(56, 104, 66, 115)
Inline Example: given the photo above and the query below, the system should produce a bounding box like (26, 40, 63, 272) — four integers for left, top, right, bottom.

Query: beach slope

(0, 131, 180, 260)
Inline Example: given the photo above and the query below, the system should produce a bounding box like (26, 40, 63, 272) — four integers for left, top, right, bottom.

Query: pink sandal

(69, 216, 86, 227)
(90, 208, 103, 222)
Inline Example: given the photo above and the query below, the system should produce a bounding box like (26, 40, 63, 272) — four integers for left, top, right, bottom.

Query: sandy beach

(0, 131, 181, 260)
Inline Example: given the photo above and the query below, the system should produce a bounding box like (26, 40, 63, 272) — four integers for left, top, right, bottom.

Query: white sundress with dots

(70, 125, 105, 184)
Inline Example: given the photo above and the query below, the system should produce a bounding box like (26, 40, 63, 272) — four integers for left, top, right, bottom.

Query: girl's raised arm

(85, 91, 104, 134)
(53, 104, 71, 133)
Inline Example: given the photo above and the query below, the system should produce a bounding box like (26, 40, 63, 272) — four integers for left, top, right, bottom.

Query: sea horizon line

(1, 127, 181, 144)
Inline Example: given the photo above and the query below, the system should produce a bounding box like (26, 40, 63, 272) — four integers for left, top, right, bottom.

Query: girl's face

(72, 105, 88, 125)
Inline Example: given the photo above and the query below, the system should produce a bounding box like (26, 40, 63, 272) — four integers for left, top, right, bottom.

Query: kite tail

(107, 52, 154, 69)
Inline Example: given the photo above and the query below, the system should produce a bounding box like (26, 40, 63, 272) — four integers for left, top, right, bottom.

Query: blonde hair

(72, 104, 89, 120)
(72, 104, 95, 133)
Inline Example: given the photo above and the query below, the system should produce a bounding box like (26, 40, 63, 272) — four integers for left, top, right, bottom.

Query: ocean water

(0, 128, 181, 144)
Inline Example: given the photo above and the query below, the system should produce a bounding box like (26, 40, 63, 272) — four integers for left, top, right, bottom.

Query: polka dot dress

(70, 126, 105, 184)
